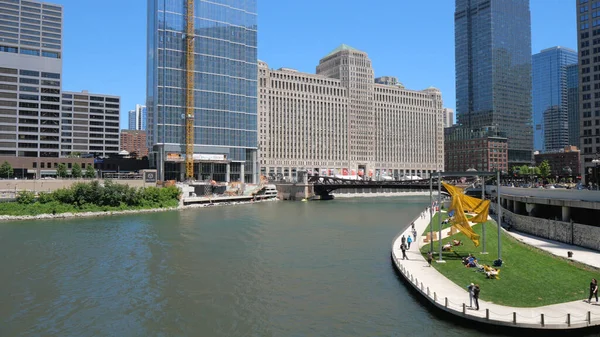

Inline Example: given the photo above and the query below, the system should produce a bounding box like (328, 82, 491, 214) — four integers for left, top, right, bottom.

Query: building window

(33, 162, 37, 168)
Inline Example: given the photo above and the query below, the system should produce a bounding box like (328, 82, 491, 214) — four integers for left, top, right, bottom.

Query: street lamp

(592, 158, 600, 190)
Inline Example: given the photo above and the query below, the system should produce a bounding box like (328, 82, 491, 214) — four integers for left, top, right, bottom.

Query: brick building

(534, 146, 580, 178)
(120, 130, 148, 158)
(0, 156, 93, 179)
(444, 126, 508, 173)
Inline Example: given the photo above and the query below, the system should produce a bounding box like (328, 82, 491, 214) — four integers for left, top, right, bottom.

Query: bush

(16, 190, 35, 204)
(37, 191, 54, 204)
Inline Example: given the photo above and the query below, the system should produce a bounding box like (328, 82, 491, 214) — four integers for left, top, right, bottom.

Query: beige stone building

(258, 44, 444, 181)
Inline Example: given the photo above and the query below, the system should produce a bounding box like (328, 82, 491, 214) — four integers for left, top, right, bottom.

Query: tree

(71, 163, 82, 178)
(519, 165, 530, 176)
(85, 164, 96, 179)
(538, 160, 551, 179)
(0, 161, 13, 179)
(56, 163, 68, 178)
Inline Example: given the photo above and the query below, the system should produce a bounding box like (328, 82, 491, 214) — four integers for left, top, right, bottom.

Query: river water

(0, 196, 575, 336)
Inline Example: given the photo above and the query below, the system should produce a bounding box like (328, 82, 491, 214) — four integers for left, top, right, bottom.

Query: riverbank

(0, 198, 278, 222)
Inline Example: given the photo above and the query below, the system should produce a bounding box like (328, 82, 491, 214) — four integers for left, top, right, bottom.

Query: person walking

(473, 284, 480, 310)
(412, 229, 418, 242)
(407, 235, 413, 249)
(401, 235, 406, 247)
(467, 283, 475, 308)
(400, 243, 409, 260)
(589, 278, 598, 304)
(427, 251, 433, 266)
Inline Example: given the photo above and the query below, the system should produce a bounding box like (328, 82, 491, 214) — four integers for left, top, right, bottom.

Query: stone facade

(258, 44, 444, 181)
(502, 207, 600, 251)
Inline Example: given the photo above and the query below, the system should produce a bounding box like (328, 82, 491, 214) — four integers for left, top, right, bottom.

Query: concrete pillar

(179, 162, 185, 182)
(226, 162, 230, 183)
(526, 203, 535, 216)
(252, 151, 258, 184)
(561, 206, 571, 222)
(240, 163, 245, 183)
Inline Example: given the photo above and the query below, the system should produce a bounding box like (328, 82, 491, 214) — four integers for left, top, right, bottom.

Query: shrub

(16, 190, 35, 204)
(37, 191, 54, 204)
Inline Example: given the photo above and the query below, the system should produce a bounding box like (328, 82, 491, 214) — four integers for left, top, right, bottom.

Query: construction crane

(184, 0, 195, 179)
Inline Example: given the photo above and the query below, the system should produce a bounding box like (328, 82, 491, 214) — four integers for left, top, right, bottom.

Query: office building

(443, 107, 454, 128)
(455, 0, 533, 166)
(577, 0, 600, 183)
(533, 146, 580, 179)
(444, 125, 508, 173)
(120, 130, 148, 158)
(61, 90, 120, 157)
(567, 64, 579, 148)
(146, 0, 258, 182)
(0, 0, 121, 177)
(128, 104, 146, 130)
(532, 46, 577, 152)
(258, 45, 444, 181)
(0, 0, 63, 158)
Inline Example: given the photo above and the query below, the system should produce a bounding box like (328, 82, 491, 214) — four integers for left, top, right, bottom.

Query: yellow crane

(185, 0, 195, 179)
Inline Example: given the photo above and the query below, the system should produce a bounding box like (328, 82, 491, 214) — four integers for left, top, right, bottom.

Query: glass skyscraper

(146, 0, 258, 182)
(532, 47, 577, 152)
(566, 63, 579, 149)
(455, 0, 533, 166)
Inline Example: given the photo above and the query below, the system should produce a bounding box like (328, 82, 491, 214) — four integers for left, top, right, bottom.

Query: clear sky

(52, 0, 576, 129)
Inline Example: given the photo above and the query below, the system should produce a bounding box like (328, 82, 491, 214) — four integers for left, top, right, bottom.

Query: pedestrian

(412, 229, 417, 242)
(407, 235, 413, 249)
(427, 251, 433, 266)
(589, 278, 598, 304)
(467, 283, 474, 308)
(473, 284, 480, 310)
(401, 235, 406, 246)
(400, 242, 409, 260)
(411, 222, 415, 230)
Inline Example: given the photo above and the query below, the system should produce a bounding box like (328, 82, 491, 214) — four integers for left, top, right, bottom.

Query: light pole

(592, 158, 600, 190)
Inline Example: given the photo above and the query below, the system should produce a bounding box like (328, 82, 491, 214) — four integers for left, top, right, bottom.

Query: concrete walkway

(392, 208, 600, 330)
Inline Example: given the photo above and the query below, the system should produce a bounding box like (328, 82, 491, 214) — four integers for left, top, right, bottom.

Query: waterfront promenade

(391, 209, 600, 330)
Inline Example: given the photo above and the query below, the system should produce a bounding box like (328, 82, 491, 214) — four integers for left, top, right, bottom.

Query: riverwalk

(391, 208, 600, 330)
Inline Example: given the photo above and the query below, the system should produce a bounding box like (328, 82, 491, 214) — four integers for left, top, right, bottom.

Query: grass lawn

(419, 219, 597, 307)
(422, 212, 473, 233)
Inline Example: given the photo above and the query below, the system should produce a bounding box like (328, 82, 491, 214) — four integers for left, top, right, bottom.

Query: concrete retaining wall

(0, 179, 149, 193)
(502, 207, 600, 251)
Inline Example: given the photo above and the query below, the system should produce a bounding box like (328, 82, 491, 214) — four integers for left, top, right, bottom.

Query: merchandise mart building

(146, 0, 258, 183)
(258, 45, 445, 181)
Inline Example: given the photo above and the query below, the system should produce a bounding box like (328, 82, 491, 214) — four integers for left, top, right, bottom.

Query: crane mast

(185, 0, 195, 179)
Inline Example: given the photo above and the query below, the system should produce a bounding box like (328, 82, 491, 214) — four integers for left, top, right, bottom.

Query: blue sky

(53, 0, 576, 129)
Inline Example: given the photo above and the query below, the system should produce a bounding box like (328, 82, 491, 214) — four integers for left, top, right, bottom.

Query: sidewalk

(392, 208, 600, 329)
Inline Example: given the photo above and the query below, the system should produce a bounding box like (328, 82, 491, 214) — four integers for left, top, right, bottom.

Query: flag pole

(481, 176, 487, 254)
(437, 171, 444, 263)
(429, 174, 433, 253)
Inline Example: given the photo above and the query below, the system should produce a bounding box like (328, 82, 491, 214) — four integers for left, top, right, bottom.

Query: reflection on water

(0, 197, 579, 336)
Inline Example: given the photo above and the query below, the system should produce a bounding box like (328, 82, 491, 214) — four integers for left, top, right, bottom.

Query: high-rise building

(455, 0, 533, 166)
(0, 0, 63, 158)
(532, 47, 577, 152)
(146, 0, 258, 182)
(0, 0, 121, 173)
(576, 0, 598, 183)
(566, 63, 579, 149)
(128, 104, 146, 130)
(61, 90, 120, 157)
(443, 108, 454, 128)
(258, 45, 444, 181)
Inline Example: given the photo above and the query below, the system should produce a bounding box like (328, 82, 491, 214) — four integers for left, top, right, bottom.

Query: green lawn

(419, 220, 597, 307)
(422, 212, 472, 233)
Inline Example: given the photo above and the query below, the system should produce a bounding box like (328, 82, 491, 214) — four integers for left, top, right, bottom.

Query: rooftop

(323, 44, 361, 58)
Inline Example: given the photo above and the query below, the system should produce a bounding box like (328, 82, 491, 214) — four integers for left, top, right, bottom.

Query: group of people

(466, 283, 481, 310)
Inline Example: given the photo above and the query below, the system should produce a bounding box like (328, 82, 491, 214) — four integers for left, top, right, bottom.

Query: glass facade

(147, 0, 258, 181)
(566, 63, 579, 148)
(532, 47, 577, 152)
(455, 0, 533, 165)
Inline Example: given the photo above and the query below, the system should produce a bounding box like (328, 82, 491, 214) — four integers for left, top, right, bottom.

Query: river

(0, 196, 573, 336)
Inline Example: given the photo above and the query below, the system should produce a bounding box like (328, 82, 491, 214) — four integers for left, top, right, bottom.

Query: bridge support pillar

(526, 203, 536, 216)
(562, 206, 571, 222)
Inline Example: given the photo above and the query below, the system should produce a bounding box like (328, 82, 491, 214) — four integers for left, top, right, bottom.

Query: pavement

(392, 207, 600, 329)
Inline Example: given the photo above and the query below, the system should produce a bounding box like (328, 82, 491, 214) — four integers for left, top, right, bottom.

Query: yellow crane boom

(185, 0, 195, 179)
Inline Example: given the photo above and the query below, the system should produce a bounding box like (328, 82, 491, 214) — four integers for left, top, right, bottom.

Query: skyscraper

(577, 0, 600, 183)
(455, 0, 533, 166)
(566, 63, 579, 149)
(128, 104, 146, 130)
(146, 0, 258, 182)
(532, 47, 577, 152)
(443, 108, 454, 128)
